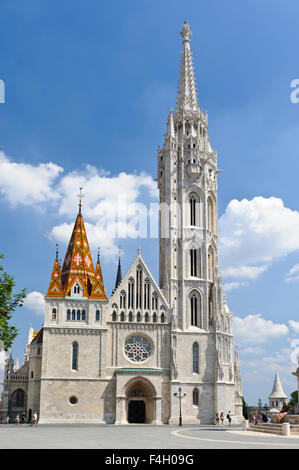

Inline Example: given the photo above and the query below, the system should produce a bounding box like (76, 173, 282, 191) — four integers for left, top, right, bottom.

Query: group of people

(274, 402, 296, 423)
(0, 411, 38, 426)
(215, 411, 232, 426)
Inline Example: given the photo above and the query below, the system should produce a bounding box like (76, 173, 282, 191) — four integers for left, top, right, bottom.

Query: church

(0, 22, 243, 425)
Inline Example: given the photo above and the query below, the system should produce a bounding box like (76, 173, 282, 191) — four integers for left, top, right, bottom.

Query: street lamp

(264, 403, 269, 419)
(174, 386, 186, 427)
(258, 398, 262, 410)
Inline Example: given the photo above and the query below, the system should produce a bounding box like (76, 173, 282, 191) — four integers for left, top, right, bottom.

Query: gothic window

(67, 309, 71, 321)
(189, 193, 199, 226)
(161, 313, 165, 323)
(12, 389, 25, 407)
(128, 278, 134, 309)
(72, 342, 78, 371)
(208, 246, 214, 282)
(145, 312, 149, 322)
(129, 311, 133, 322)
(120, 311, 125, 322)
(73, 283, 81, 295)
(124, 335, 152, 362)
(190, 249, 198, 276)
(209, 289, 213, 325)
(153, 312, 157, 323)
(72, 309, 76, 321)
(136, 265, 142, 309)
(81, 310, 86, 321)
(144, 279, 150, 309)
(190, 292, 201, 327)
(137, 312, 141, 322)
(193, 388, 199, 405)
(193, 343, 199, 373)
(77, 309, 80, 321)
(120, 291, 126, 309)
(207, 196, 215, 233)
(30, 371, 34, 379)
(95, 310, 100, 321)
(152, 292, 158, 310)
(112, 311, 117, 322)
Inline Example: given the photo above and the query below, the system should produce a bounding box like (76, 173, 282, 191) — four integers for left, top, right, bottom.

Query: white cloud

(23, 291, 45, 315)
(0, 151, 63, 207)
(222, 281, 246, 291)
(241, 347, 265, 355)
(289, 320, 299, 334)
(233, 313, 289, 344)
(220, 196, 299, 284)
(285, 263, 299, 282)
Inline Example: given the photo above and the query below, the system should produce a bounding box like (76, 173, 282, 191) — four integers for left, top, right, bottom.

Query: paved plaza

(0, 424, 299, 449)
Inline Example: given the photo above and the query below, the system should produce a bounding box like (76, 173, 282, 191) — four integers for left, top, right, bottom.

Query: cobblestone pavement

(0, 424, 299, 449)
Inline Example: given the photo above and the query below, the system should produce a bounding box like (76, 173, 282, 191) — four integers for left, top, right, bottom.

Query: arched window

(120, 311, 125, 322)
(136, 265, 142, 309)
(190, 292, 199, 326)
(144, 279, 150, 309)
(72, 309, 76, 321)
(190, 249, 198, 277)
(120, 291, 126, 309)
(81, 310, 86, 321)
(52, 308, 56, 314)
(95, 310, 100, 321)
(189, 193, 199, 226)
(137, 312, 141, 322)
(112, 311, 117, 321)
(145, 312, 149, 322)
(153, 312, 157, 323)
(152, 292, 158, 310)
(193, 343, 199, 373)
(128, 278, 134, 309)
(207, 196, 215, 233)
(193, 388, 199, 405)
(209, 288, 213, 325)
(190, 195, 196, 226)
(12, 389, 25, 407)
(77, 309, 81, 321)
(161, 313, 165, 323)
(208, 246, 214, 281)
(72, 342, 78, 370)
(128, 311, 133, 322)
(67, 309, 71, 321)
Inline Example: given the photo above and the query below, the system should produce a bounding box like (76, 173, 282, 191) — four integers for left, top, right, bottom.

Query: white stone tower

(268, 371, 287, 412)
(158, 21, 242, 423)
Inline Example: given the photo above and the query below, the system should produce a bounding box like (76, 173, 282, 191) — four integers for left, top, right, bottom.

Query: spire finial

(137, 247, 141, 256)
(97, 246, 100, 262)
(77, 187, 84, 214)
(56, 243, 59, 261)
(180, 20, 192, 43)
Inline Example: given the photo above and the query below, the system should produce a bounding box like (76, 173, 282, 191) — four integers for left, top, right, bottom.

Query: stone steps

(250, 423, 299, 435)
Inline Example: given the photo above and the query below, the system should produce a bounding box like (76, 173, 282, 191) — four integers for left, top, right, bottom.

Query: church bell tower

(158, 21, 243, 424)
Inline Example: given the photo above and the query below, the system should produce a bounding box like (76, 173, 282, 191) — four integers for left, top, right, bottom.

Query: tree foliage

(288, 390, 298, 406)
(242, 397, 249, 419)
(0, 254, 26, 350)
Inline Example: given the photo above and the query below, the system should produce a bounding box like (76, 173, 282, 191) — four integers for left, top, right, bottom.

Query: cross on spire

(77, 187, 84, 214)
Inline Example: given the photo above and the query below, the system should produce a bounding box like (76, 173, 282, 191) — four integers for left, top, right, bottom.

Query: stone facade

(0, 22, 243, 425)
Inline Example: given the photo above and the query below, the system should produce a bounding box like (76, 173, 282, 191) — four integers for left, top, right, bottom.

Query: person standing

(216, 413, 220, 426)
(6, 416, 9, 424)
(21, 412, 26, 424)
(220, 412, 224, 426)
(227, 411, 232, 426)
(32, 411, 38, 426)
(15, 414, 20, 425)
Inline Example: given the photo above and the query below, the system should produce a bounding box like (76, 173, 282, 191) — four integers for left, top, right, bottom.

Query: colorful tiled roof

(90, 252, 107, 300)
(46, 257, 64, 298)
(61, 212, 95, 297)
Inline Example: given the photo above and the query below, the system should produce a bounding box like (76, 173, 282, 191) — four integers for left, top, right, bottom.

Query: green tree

(242, 397, 249, 419)
(288, 391, 298, 406)
(0, 254, 26, 351)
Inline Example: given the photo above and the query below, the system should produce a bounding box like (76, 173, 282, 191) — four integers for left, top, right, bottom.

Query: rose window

(124, 335, 152, 362)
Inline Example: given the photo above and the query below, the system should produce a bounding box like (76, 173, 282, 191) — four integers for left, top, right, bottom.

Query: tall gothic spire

(269, 371, 287, 400)
(176, 21, 199, 113)
(46, 252, 64, 298)
(114, 250, 123, 291)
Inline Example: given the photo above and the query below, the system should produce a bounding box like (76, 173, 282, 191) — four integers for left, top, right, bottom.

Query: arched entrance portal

(125, 378, 156, 424)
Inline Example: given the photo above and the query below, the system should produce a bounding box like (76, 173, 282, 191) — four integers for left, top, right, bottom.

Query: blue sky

(1, 0, 299, 405)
